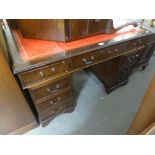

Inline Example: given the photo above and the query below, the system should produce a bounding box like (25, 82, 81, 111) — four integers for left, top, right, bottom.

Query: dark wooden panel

(17, 19, 66, 41)
(91, 47, 147, 93)
(89, 19, 108, 35)
(91, 56, 121, 93)
(0, 45, 38, 135)
(18, 60, 69, 88)
(69, 19, 89, 40)
(17, 19, 109, 42)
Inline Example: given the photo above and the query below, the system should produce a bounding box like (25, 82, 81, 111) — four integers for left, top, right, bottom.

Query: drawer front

(119, 48, 143, 70)
(101, 42, 128, 60)
(39, 98, 72, 121)
(39, 102, 71, 122)
(127, 35, 153, 50)
(18, 60, 69, 88)
(128, 38, 144, 49)
(71, 42, 127, 71)
(36, 90, 71, 112)
(29, 75, 71, 102)
(71, 50, 102, 70)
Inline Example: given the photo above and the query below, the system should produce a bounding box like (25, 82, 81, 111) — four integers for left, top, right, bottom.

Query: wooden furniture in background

(4, 20, 155, 127)
(0, 43, 38, 135)
(128, 75, 155, 135)
(15, 19, 137, 42)
(0, 20, 10, 64)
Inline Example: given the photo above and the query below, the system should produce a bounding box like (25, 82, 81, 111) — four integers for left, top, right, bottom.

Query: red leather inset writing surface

(13, 27, 144, 61)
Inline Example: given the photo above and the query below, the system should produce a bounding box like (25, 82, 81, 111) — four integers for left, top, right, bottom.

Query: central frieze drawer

(18, 60, 69, 88)
(29, 75, 71, 102)
(71, 42, 127, 71)
(71, 50, 102, 70)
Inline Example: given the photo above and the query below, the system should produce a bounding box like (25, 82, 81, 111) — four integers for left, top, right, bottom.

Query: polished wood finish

(69, 19, 89, 40)
(0, 22, 10, 65)
(17, 19, 108, 41)
(18, 60, 69, 88)
(4, 21, 155, 127)
(88, 19, 108, 35)
(36, 90, 71, 112)
(17, 19, 66, 41)
(28, 73, 72, 126)
(29, 74, 71, 102)
(91, 47, 145, 93)
(0, 44, 38, 135)
(16, 19, 138, 42)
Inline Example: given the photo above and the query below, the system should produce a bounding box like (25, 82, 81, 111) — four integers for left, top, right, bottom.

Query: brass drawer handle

(114, 48, 119, 52)
(133, 42, 137, 46)
(39, 71, 45, 77)
(108, 50, 112, 54)
(51, 106, 63, 115)
(51, 110, 56, 114)
(136, 54, 139, 57)
(46, 84, 60, 93)
(137, 39, 142, 44)
(49, 97, 61, 105)
(82, 56, 94, 65)
(133, 39, 142, 46)
(51, 67, 56, 72)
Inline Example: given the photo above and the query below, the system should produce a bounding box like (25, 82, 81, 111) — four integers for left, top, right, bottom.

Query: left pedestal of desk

(0, 46, 39, 135)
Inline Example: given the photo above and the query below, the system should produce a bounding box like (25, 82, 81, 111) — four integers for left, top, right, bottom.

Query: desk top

(4, 26, 153, 74)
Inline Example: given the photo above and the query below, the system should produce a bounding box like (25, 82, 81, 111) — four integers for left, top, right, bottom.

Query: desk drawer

(36, 90, 71, 112)
(119, 48, 144, 70)
(101, 42, 127, 60)
(18, 60, 69, 88)
(29, 75, 71, 102)
(71, 42, 127, 71)
(39, 103, 71, 121)
(71, 50, 102, 70)
(128, 38, 144, 49)
(38, 92, 72, 121)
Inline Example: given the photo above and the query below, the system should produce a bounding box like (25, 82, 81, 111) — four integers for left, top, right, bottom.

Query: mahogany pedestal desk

(4, 26, 155, 127)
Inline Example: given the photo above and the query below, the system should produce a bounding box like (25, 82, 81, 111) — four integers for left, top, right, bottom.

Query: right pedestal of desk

(91, 41, 155, 93)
